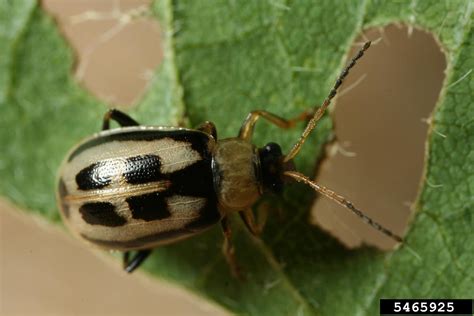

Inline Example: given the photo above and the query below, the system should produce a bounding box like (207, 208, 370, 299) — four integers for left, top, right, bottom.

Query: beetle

(56, 41, 402, 275)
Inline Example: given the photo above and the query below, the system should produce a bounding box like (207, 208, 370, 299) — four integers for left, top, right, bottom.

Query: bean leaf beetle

(57, 41, 402, 276)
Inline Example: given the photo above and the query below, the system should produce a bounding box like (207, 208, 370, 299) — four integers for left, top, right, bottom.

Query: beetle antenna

(284, 41, 371, 162)
(284, 171, 403, 243)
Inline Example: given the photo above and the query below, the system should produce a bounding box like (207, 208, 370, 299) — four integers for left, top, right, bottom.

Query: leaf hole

(311, 25, 446, 250)
(42, 0, 162, 107)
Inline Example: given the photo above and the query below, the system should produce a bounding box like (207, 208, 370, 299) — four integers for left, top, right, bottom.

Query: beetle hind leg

(123, 250, 152, 273)
(103, 109, 139, 130)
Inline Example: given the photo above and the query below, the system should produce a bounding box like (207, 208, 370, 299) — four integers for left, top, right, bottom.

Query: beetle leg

(221, 217, 243, 279)
(239, 209, 259, 236)
(196, 121, 217, 139)
(238, 109, 313, 141)
(123, 249, 152, 273)
(123, 251, 130, 268)
(239, 206, 268, 236)
(102, 109, 139, 130)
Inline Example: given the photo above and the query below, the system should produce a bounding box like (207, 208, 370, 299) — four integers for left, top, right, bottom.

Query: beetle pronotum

(57, 41, 402, 276)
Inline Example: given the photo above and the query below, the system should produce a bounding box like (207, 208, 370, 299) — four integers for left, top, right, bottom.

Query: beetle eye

(263, 142, 282, 156)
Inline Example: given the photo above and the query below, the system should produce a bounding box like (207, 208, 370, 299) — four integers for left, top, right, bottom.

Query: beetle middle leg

(239, 206, 269, 236)
(123, 249, 152, 273)
(102, 109, 139, 130)
(238, 109, 313, 141)
(221, 217, 243, 279)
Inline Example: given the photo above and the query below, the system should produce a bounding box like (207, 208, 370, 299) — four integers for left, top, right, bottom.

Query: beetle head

(258, 142, 295, 194)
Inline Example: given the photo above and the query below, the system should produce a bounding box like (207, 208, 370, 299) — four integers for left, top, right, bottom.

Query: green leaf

(1, 0, 473, 315)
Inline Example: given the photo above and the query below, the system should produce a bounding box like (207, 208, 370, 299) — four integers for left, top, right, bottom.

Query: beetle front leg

(123, 249, 152, 273)
(221, 217, 243, 279)
(196, 121, 217, 139)
(102, 109, 139, 130)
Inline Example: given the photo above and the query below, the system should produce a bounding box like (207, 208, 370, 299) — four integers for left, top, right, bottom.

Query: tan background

(1, 1, 446, 315)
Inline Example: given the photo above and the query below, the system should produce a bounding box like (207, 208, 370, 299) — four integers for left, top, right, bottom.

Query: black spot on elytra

(167, 160, 214, 197)
(79, 202, 126, 227)
(76, 161, 112, 190)
(124, 155, 162, 184)
(127, 192, 171, 221)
